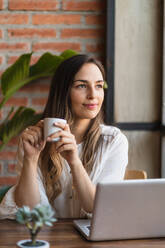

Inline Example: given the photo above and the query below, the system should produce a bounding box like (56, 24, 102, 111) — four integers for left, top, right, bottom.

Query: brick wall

(0, 0, 106, 186)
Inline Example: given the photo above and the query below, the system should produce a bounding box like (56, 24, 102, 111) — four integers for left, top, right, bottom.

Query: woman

(0, 54, 128, 219)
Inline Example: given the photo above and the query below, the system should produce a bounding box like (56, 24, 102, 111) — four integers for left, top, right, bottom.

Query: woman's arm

(15, 121, 46, 209)
(49, 122, 96, 213)
(15, 157, 40, 209)
(70, 159, 96, 213)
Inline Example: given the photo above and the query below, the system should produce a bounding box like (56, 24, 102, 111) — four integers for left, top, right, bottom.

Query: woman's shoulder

(100, 124, 128, 145)
(100, 124, 122, 137)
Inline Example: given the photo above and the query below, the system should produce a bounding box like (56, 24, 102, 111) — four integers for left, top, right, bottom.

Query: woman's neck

(71, 119, 91, 144)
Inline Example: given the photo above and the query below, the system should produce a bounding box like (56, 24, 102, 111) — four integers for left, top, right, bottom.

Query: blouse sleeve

(0, 138, 51, 220)
(94, 131, 128, 184)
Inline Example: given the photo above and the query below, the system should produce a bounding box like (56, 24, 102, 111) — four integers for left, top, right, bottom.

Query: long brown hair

(40, 54, 105, 204)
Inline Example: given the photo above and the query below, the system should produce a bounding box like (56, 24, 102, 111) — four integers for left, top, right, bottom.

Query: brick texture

(0, 0, 106, 186)
(8, 29, 56, 38)
(32, 14, 81, 25)
(32, 42, 81, 52)
(7, 163, 16, 173)
(0, 43, 29, 51)
(61, 28, 104, 38)
(0, 0, 3, 9)
(0, 56, 3, 64)
(0, 177, 17, 186)
(0, 14, 28, 24)
(85, 15, 105, 25)
(4, 97, 28, 106)
(62, 0, 105, 11)
(9, 0, 58, 11)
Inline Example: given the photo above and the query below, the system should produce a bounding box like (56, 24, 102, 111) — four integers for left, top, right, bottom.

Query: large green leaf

(60, 49, 77, 60)
(0, 53, 32, 109)
(29, 53, 63, 77)
(1, 53, 32, 97)
(0, 106, 42, 151)
(29, 49, 78, 77)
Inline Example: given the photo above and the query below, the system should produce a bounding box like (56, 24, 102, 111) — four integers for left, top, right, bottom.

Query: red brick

(32, 14, 81, 25)
(5, 97, 28, 106)
(85, 15, 105, 25)
(0, 14, 28, 24)
(0, 0, 3, 9)
(9, 0, 58, 10)
(0, 151, 16, 160)
(0, 43, 29, 51)
(8, 164, 16, 173)
(8, 29, 56, 38)
(0, 30, 2, 38)
(32, 98, 47, 106)
(8, 55, 40, 65)
(0, 56, 3, 64)
(20, 83, 50, 93)
(0, 176, 17, 186)
(8, 137, 19, 146)
(33, 42, 81, 52)
(61, 28, 104, 39)
(62, 0, 105, 11)
(86, 43, 104, 53)
(0, 164, 2, 174)
(8, 56, 19, 65)
(0, 70, 4, 76)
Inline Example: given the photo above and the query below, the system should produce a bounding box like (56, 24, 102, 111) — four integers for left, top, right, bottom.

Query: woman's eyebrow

(73, 79, 88, 83)
(73, 79, 104, 83)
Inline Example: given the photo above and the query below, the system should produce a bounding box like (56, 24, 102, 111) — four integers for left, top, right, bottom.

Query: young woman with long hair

(0, 54, 128, 218)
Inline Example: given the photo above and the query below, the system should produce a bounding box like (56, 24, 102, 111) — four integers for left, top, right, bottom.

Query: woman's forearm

(70, 160, 96, 213)
(15, 158, 40, 209)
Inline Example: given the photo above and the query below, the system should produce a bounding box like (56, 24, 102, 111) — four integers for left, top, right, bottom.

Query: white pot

(17, 239, 50, 248)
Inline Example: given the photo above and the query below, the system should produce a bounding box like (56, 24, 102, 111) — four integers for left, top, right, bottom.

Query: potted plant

(16, 204, 57, 248)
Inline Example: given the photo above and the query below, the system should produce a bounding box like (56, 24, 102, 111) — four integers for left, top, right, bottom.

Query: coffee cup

(44, 118, 66, 142)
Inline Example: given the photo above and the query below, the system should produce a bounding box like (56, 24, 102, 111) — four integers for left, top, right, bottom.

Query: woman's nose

(87, 86, 96, 99)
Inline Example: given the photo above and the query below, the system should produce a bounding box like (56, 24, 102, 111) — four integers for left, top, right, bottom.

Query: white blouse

(0, 125, 128, 219)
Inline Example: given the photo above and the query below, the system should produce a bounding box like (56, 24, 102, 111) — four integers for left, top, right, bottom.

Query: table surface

(0, 219, 165, 248)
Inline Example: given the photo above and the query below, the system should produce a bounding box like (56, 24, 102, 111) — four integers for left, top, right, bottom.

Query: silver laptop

(73, 179, 165, 241)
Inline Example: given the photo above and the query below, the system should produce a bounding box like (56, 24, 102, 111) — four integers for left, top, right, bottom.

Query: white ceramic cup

(44, 118, 66, 142)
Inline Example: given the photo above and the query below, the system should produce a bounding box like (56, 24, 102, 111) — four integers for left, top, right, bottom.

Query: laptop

(73, 179, 165, 241)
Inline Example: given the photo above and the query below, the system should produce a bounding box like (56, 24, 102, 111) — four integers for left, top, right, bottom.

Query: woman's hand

(21, 120, 46, 162)
(48, 122, 80, 166)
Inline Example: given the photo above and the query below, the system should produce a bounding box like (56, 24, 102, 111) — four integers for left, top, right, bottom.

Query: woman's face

(70, 63, 104, 122)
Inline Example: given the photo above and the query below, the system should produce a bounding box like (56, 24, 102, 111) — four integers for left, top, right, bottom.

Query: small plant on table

(16, 204, 57, 247)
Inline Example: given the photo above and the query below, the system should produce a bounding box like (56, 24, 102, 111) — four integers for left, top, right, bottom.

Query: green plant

(16, 204, 57, 246)
(0, 49, 77, 151)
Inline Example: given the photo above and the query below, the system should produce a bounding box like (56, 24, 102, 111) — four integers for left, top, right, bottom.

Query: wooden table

(0, 219, 165, 248)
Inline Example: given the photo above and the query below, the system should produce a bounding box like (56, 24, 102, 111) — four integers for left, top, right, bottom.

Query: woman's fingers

(53, 122, 70, 132)
(28, 126, 43, 142)
(55, 137, 73, 150)
(22, 124, 44, 147)
(47, 129, 73, 142)
(56, 144, 75, 153)
(22, 130, 36, 146)
(36, 120, 44, 127)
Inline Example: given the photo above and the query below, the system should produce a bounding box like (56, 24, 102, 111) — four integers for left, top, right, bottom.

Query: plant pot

(17, 239, 49, 248)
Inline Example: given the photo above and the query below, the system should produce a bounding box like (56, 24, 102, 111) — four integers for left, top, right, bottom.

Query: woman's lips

(83, 104, 98, 110)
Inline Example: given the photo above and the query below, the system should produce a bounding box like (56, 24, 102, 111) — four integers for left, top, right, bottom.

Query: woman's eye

(96, 84, 103, 88)
(77, 84, 86, 88)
